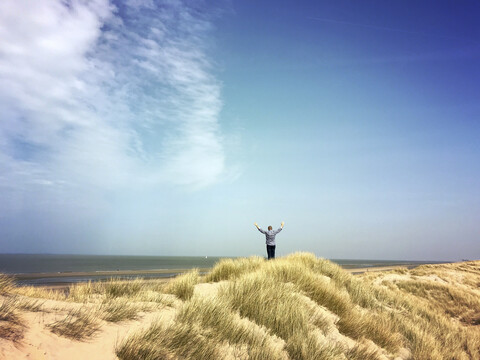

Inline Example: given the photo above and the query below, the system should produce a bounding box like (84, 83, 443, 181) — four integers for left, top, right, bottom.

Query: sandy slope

(0, 263, 468, 360)
(0, 270, 397, 360)
(0, 298, 175, 360)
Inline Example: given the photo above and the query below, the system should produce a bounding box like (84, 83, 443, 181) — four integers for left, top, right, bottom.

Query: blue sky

(0, 0, 479, 260)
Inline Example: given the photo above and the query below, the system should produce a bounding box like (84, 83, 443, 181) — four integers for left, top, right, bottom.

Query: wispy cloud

(0, 0, 226, 214)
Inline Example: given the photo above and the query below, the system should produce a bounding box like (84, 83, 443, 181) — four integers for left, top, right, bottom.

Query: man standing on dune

(254, 222, 284, 260)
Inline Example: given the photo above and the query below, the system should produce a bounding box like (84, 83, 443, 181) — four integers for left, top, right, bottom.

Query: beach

(1, 254, 479, 360)
(1, 254, 438, 287)
(12, 264, 412, 293)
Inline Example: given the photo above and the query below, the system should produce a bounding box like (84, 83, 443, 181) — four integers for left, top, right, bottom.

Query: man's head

(268, 226, 273, 230)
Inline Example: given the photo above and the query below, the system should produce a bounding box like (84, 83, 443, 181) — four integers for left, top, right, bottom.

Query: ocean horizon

(0, 254, 449, 286)
(0, 253, 451, 273)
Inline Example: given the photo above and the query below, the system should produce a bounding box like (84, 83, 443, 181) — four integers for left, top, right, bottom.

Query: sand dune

(1, 255, 479, 360)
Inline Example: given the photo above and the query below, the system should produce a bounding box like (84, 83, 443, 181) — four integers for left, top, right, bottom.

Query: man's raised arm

(274, 221, 285, 234)
(254, 222, 267, 234)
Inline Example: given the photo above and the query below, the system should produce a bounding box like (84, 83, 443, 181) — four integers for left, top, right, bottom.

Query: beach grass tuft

(395, 279, 480, 325)
(16, 297, 46, 312)
(104, 278, 145, 298)
(345, 343, 383, 360)
(0, 274, 15, 295)
(13, 285, 67, 301)
(100, 298, 139, 323)
(47, 307, 101, 340)
(204, 256, 265, 282)
(117, 321, 219, 360)
(0, 297, 25, 341)
(164, 269, 199, 300)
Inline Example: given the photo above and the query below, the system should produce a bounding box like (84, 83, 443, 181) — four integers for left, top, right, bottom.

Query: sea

(0, 254, 447, 286)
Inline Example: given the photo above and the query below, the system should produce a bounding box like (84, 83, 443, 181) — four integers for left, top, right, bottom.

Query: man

(254, 221, 284, 260)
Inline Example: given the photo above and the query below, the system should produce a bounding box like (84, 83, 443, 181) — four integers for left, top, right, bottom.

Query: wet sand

(13, 268, 210, 291)
(12, 265, 411, 291)
(13, 267, 212, 280)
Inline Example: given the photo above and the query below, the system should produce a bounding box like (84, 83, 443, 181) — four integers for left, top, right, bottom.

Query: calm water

(0, 254, 446, 286)
(0, 254, 221, 274)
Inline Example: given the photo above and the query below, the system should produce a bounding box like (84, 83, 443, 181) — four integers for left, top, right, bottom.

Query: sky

(0, 0, 479, 260)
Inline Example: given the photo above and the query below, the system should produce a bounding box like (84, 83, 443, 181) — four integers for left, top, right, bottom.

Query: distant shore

(13, 267, 213, 280)
(3, 254, 447, 289)
(11, 264, 420, 290)
(12, 268, 211, 289)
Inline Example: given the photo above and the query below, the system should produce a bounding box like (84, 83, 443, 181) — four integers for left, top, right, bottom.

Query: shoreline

(13, 267, 213, 280)
(10, 264, 418, 290)
(12, 268, 211, 290)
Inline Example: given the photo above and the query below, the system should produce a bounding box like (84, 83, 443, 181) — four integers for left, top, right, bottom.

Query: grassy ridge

(1, 254, 480, 359)
(116, 253, 480, 359)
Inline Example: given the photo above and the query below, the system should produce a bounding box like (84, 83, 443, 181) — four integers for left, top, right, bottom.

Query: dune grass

(0, 275, 26, 341)
(0, 297, 25, 342)
(204, 256, 265, 282)
(0, 274, 15, 295)
(13, 285, 67, 301)
(67, 278, 147, 302)
(174, 295, 286, 359)
(117, 320, 219, 360)
(100, 298, 139, 323)
(2, 254, 480, 359)
(345, 342, 383, 360)
(114, 254, 480, 359)
(104, 278, 145, 298)
(361, 260, 480, 359)
(47, 307, 101, 340)
(395, 279, 480, 325)
(163, 269, 199, 300)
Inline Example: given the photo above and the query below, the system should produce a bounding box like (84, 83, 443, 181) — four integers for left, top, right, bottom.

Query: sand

(346, 265, 410, 274)
(0, 302, 173, 360)
(0, 264, 419, 360)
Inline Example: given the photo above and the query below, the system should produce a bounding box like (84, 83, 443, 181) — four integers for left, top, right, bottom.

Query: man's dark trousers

(267, 245, 276, 260)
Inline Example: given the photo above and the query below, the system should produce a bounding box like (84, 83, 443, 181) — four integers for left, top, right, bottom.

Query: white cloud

(0, 0, 227, 210)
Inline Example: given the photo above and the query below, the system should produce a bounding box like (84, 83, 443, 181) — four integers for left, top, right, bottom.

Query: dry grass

(345, 342, 382, 360)
(176, 296, 286, 359)
(3, 255, 480, 359)
(284, 333, 342, 360)
(100, 298, 139, 323)
(104, 278, 145, 298)
(220, 275, 312, 340)
(14, 277, 167, 305)
(0, 274, 15, 295)
(0, 297, 25, 342)
(117, 294, 288, 360)
(60, 278, 169, 303)
(67, 278, 146, 302)
(163, 269, 199, 300)
(15, 296, 46, 312)
(117, 320, 218, 360)
(360, 260, 480, 359)
(117, 269, 339, 360)
(337, 309, 402, 353)
(13, 286, 67, 301)
(396, 279, 480, 325)
(47, 307, 101, 340)
(0, 275, 26, 342)
(204, 256, 265, 282)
